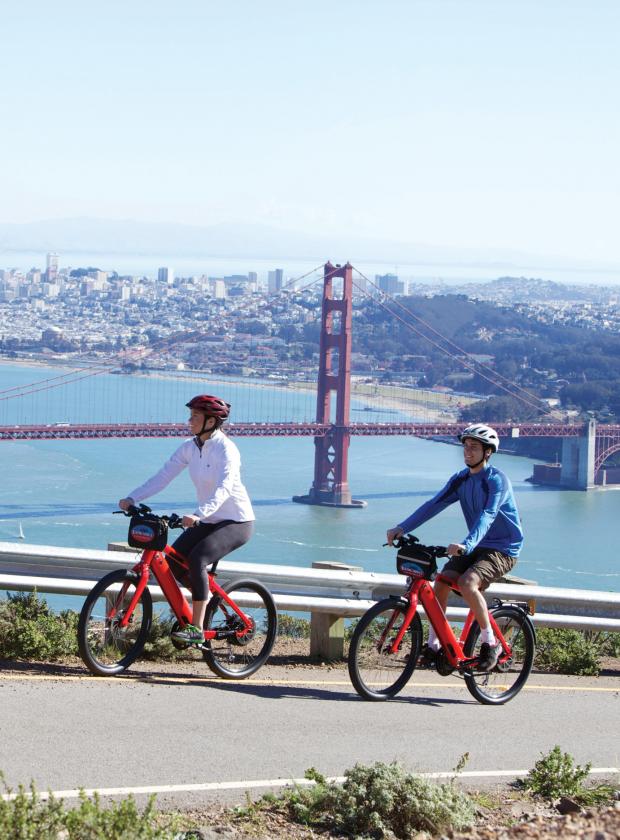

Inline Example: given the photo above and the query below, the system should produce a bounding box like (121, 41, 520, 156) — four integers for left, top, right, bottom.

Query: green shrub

(343, 618, 360, 642)
(535, 627, 600, 676)
(141, 612, 187, 661)
(278, 614, 311, 638)
(593, 630, 620, 659)
(0, 594, 189, 664)
(0, 592, 79, 660)
(279, 762, 475, 838)
(523, 746, 615, 805)
(0, 774, 180, 839)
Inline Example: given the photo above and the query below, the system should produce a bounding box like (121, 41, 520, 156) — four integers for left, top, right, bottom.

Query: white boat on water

(18, 522, 25, 540)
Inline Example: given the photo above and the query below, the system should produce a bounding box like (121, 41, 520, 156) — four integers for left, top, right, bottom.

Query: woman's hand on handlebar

(182, 514, 201, 528)
(447, 543, 465, 557)
(386, 527, 404, 546)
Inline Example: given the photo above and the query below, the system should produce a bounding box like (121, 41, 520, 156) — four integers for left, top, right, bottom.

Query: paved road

(1, 663, 618, 808)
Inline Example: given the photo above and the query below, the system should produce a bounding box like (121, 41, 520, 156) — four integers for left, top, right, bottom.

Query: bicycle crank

(435, 649, 455, 676)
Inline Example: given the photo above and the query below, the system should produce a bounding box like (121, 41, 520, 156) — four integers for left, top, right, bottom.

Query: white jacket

(127, 430, 254, 523)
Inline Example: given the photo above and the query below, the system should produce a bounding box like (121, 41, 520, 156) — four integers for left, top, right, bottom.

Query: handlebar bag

(396, 543, 437, 579)
(127, 514, 168, 551)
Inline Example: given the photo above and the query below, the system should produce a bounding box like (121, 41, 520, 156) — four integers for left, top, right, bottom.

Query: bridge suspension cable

(0, 259, 551, 419)
(0, 263, 328, 403)
(350, 265, 551, 416)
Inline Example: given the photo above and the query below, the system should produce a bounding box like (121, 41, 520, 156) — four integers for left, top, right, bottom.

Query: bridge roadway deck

(2, 420, 615, 441)
(0, 659, 618, 808)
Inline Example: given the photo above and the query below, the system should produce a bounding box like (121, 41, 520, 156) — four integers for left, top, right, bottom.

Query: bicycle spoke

(348, 601, 421, 700)
(463, 606, 535, 704)
(78, 570, 152, 675)
(203, 580, 277, 678)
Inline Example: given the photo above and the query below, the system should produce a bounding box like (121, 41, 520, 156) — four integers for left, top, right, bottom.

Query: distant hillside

(0, 217, 582, 268)
(352, 294, 620, 422)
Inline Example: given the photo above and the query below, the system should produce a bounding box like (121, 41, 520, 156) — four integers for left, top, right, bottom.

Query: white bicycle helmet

(458, 423, 499, 453)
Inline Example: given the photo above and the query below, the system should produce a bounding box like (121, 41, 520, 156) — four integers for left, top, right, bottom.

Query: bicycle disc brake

(231, 615, 255, 646)
(215, 614, 255, 646)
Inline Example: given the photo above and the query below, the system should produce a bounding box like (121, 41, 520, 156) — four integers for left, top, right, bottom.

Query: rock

(509, 800, 532, 819)
(556, 796, 582, 815)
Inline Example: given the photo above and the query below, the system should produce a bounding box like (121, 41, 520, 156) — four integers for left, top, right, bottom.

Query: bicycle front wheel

(77, 569, 152, 676)
(348, 599, 422, 701)
(202, 578, 277, 679)
(463, 606, 535, 705)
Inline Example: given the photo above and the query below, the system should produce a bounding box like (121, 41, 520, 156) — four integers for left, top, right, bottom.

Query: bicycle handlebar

(113, 504, 184, 529)
(387, 533, 450, 559)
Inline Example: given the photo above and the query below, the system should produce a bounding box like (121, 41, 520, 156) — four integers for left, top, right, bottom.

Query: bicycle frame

(114, 544, 255, 643)
(386, 572, 515, 671)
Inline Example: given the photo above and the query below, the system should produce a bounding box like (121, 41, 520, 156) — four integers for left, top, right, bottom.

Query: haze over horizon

(2, 2, 619, 268)
(3, 217, 619, 275)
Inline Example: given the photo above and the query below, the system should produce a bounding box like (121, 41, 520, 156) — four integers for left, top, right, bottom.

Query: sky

(2, 0, 619, 265)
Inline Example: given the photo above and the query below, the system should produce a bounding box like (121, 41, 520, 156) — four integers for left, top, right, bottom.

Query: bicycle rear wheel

(202, 578, 277, 679)
(463, 606, 535, 705)
(77, 569, 152, 676)
(348, 598, 422, 700)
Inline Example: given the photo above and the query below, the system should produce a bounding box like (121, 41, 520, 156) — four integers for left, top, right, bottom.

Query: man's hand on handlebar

(182, 514, 201, 528)
(386, 527, 404, 546)
(118, 497, 134, 512)
(447, 543, 465, 557)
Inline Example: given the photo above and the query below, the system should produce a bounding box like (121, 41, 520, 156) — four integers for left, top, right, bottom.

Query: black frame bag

(127, 513, 168, 551)
(396, 542, 437, 580)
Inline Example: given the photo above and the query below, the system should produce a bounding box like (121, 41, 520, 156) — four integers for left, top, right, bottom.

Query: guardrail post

(310, 561, 362, 659)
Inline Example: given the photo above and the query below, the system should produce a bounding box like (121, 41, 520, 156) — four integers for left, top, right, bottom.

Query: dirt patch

(176, 796, 620, 839)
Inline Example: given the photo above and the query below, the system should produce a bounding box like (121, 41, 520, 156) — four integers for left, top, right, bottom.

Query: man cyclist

(386, 423, 523, 672)
(119, 394, 254, 645)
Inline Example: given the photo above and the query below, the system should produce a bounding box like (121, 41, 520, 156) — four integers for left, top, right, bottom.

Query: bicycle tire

(348, 598, 422, 701)
(463, 605, 535, 705)
(77, 569, 152, 676)
(202, 578, 277, 679)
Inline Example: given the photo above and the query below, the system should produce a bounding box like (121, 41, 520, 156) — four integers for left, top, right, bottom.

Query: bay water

(0, 363, 618, 615)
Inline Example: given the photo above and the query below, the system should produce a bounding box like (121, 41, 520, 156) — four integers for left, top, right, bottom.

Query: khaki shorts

(441, 547, 517, 587)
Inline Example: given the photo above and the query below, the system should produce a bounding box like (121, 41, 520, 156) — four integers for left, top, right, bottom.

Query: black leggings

(169, 520, 254, 600)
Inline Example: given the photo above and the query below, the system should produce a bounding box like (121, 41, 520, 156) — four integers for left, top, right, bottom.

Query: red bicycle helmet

(186, 394, 231, 419)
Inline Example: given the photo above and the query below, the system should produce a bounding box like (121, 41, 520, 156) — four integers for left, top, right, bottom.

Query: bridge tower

(293, 262, 366, 508)
(560, 418, 596, 489)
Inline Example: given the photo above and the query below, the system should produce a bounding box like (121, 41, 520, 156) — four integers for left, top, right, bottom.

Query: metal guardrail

(0, 541, 619, 632)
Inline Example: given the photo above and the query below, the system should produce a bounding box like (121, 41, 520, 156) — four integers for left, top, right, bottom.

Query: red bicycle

(348, 535, 535, 705)
(77, 505, 277, 678)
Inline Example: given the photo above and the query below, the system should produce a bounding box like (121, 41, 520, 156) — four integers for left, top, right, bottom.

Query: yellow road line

(0, 673, 618, 692)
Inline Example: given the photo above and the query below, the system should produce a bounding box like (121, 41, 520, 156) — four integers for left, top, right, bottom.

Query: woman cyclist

(119, 394, 254, 645)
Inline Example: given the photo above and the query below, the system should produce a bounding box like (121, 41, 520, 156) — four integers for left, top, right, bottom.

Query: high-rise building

(375, 273, 404, 296)
(157, 267, 174, 285)
(46, 252, 59, 283)
(212, 278, 226, 299)
(88, 269, 108, 284)
(268, 268, 284, 294)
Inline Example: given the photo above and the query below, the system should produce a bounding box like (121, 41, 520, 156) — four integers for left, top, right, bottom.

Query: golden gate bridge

(1, 263, 620, 498)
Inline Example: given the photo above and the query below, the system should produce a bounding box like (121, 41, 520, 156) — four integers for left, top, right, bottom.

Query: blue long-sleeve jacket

(397, 465, 523, 557)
